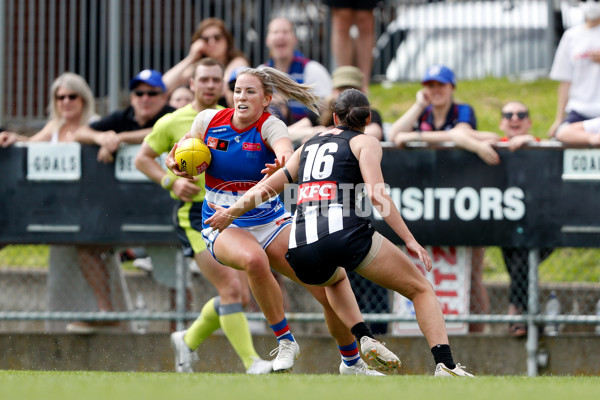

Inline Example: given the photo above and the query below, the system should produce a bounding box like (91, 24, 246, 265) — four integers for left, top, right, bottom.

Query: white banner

(26, 142, 81, 181)
(562, 149, 600, 181)
(391, 246, 471, 336)
(114, 145, 167, 182)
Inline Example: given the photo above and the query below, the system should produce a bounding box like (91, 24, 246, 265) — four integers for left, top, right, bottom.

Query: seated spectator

(169, 85, 194, 109)
(547, 2, 600, 138)
(261, 17, 332, 125)
(388, 64, 500, 166)
(74, 69, 174, 163)
(288, 65, 383, 146)
(556, 116, 600, 146)
(162, 18, 249, 108)
(498, 101, 553, 337)
(389, 65, 500, 332)
(0, 72, 132, 333)
(0, 72, 98, 146)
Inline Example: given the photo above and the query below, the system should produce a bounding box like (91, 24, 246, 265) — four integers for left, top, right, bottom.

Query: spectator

(388, 64, 500, 332)
(135, 58, 272, 374)
(162, 18, 249, 108)
(499, 102, 541, 151)
(556, 116, 600, 145)
(169, 85, 194, 109)
(498, 101, 553, 337)
(388, 64, 500, 166)
(262, 16, 332, 125)
(74, 69, 174, 163)
(547, 1, 600, 138)
(288, 65, 383, 146)
(322, 1, 377, 92)
(0, 72, 132, 333)
(0, 73, 97, 146)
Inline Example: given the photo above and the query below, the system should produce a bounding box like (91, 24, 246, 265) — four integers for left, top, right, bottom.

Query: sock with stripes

(431, 344, 456, 369)
(339, 341, 361, 367)
(269, 318, 295, 342)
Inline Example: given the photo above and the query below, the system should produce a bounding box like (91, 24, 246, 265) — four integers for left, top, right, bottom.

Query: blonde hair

(238, 67, 320, 116)
(49, 72, 96, 128)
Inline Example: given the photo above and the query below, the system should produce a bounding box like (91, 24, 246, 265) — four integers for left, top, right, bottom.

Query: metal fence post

(527, 248, 541, 377)
(0, 0, 5, 127)
(108, 0, 121, 112)
(546, 0, 557, 71)
(175, 250, 187, 331)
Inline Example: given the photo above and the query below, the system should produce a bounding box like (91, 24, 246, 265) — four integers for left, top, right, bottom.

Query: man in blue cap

(75, 69, 174, 163)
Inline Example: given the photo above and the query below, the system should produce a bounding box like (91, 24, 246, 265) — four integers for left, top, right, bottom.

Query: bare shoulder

(350, 133, 382, 159)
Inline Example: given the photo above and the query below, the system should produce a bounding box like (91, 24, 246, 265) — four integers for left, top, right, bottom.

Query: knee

(217, 277, 243, 303)
(403, 279, 434, 301)
(240, 251, 270, 279)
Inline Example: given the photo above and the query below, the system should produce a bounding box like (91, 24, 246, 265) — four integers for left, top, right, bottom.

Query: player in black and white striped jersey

(206, 88, 474, 377)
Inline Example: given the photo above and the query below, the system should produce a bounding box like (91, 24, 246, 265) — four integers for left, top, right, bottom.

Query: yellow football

(175, 138, 211, 176)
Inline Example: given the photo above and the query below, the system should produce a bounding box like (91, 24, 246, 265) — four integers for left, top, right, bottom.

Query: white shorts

(202, 214, 292, 260)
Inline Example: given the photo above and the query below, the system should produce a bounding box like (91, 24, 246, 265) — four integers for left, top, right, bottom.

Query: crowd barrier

(1, 142, 600, 376)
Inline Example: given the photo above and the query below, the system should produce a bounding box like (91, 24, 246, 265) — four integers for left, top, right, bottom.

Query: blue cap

(129, 69, 166, 92)
(422, 65, 456, 86)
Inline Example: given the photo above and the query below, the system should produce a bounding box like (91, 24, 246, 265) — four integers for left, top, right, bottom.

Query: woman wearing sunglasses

(163, 18, 249, 108)
(0, 73, 131, 333)
(0, 72, 96, 147)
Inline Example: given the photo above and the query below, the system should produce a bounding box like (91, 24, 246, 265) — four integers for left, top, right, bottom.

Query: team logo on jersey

(297, 181, 337, 204)
(206, 137, 229, 151)
(242, 142, 261, 151)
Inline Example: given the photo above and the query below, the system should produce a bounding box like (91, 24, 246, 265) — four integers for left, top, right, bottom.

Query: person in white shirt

(548, 0, 600, 137)
(556, 116, 600, 146)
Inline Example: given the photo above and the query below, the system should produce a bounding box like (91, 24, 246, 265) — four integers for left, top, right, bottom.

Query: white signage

(114, 144, 167, 182)
(26, 142, 81, 181)
(562, 149, 600, 180)
(391, 246, 471, 336)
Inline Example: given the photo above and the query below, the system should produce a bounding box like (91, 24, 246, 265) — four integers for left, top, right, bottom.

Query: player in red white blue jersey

(167, 67, 395, 375)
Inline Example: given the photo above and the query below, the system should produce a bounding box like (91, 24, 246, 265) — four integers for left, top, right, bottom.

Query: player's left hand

(205, 203, 234, 231)
(406, 239, 432, 272)
(261, 154, 286, 176)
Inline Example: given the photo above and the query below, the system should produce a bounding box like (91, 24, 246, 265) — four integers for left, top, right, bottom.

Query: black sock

(431, 344, 456, 369)
(350, 322, 374, 342)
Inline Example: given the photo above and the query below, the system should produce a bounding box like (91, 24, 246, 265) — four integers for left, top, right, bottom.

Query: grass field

(1, 370, 599, 400)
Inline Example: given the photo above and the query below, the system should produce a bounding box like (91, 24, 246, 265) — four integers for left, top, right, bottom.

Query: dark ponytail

(332, 88, 371, 131)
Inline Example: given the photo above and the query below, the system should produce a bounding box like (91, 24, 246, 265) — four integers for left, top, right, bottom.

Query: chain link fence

(1, 244, 599, 337)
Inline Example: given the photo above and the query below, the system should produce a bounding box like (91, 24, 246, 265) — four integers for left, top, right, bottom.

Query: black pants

(501, 247, 553, 312)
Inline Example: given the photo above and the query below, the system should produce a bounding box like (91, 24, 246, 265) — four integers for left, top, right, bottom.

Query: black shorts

(285, 222, 375, 285)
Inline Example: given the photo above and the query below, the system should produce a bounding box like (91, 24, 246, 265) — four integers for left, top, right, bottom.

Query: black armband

(282, 166, 293, 183)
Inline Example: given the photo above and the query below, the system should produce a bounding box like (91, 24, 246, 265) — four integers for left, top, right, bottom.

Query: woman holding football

(166, 67, 398, 375)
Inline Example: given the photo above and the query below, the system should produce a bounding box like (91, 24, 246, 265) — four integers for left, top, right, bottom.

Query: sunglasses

(200, 33, 223, 43)
(56, 93, 79, 101)
(133, 90, 162, 97)
(502, 111, 529, 120)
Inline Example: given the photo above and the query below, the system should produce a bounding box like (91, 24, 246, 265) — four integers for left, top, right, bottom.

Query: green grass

(0, 371, 598, 400)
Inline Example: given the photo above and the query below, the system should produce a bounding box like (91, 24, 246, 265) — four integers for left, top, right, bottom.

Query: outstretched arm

(205, 148, 302, 231)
